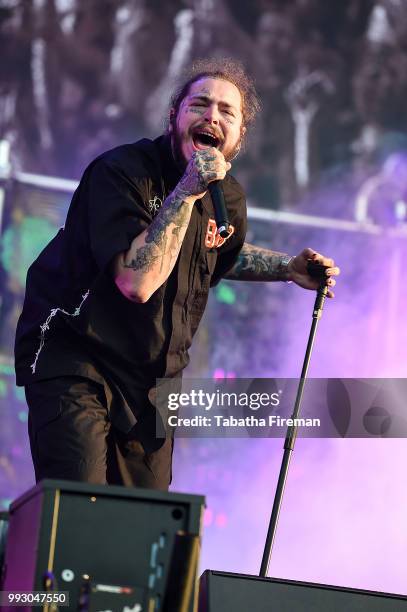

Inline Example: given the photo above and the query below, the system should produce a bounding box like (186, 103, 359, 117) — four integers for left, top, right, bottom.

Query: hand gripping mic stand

(259, 264, 330, 578)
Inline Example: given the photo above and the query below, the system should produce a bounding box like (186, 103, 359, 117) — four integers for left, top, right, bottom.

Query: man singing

(15, 59, 339, 490)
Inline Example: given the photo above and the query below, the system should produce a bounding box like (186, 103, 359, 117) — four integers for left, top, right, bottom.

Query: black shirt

(15, 135, 247, 430)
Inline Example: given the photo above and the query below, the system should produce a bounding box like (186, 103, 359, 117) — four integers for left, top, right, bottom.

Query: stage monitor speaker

(2, 479, 204, 611)
(199, 570, 407, 611)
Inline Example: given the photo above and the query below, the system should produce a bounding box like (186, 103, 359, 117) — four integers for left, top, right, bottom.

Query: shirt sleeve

(86, 157, 153, 272)
(210, 238, 245, 287)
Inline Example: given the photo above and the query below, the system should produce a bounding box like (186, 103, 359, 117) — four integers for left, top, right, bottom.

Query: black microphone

(208, 180, 231, 238)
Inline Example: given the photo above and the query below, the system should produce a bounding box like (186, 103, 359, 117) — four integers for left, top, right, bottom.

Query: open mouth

(192, 130, 221, 149)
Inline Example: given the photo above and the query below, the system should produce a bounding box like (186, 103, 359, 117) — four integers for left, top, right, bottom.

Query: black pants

(25, 376, 173, 490)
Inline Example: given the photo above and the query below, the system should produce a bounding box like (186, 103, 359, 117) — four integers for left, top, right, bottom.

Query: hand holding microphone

(177, 147, 232, 236)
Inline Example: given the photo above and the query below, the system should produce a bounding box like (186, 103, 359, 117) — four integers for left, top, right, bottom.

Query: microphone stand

(259, 272, 329, 578)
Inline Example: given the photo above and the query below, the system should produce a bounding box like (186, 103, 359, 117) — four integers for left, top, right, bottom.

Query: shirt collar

(155, 134, 183, 193)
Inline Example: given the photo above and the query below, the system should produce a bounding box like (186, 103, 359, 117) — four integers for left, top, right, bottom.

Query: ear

(241, 125, 247, 138)
(168, 108, 176, 133)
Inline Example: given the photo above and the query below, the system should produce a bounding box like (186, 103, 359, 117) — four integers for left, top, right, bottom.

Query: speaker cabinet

(3, 480, 204, 611)
(199, 570, 407, 611)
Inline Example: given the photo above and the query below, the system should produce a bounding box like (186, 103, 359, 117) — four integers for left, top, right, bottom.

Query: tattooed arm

(224, 243, 340, 298)
(224, 243, 293, 281)
(113, 147, 231, 302)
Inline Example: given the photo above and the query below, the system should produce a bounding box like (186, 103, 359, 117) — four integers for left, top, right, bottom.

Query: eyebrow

(188, 94, 237, 112)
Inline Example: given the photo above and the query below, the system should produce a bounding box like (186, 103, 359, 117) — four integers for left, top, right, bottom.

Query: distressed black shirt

(15, 136, 247, 431)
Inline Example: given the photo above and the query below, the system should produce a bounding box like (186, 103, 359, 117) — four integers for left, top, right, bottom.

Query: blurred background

(1, 0, 407, 596)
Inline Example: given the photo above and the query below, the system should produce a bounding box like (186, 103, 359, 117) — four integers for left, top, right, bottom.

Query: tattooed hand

(176, 147, 232, 201)
(288, 248, 340, 298)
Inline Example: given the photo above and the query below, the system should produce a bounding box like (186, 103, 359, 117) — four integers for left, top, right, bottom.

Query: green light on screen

(215, 284, 236, 305)
(0, 379, 7, 398)
(1, 216, 56, 287)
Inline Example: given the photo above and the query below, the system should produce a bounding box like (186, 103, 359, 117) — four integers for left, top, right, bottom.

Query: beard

(170, 121, 243, 171)
(171, 124, 189, 171)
